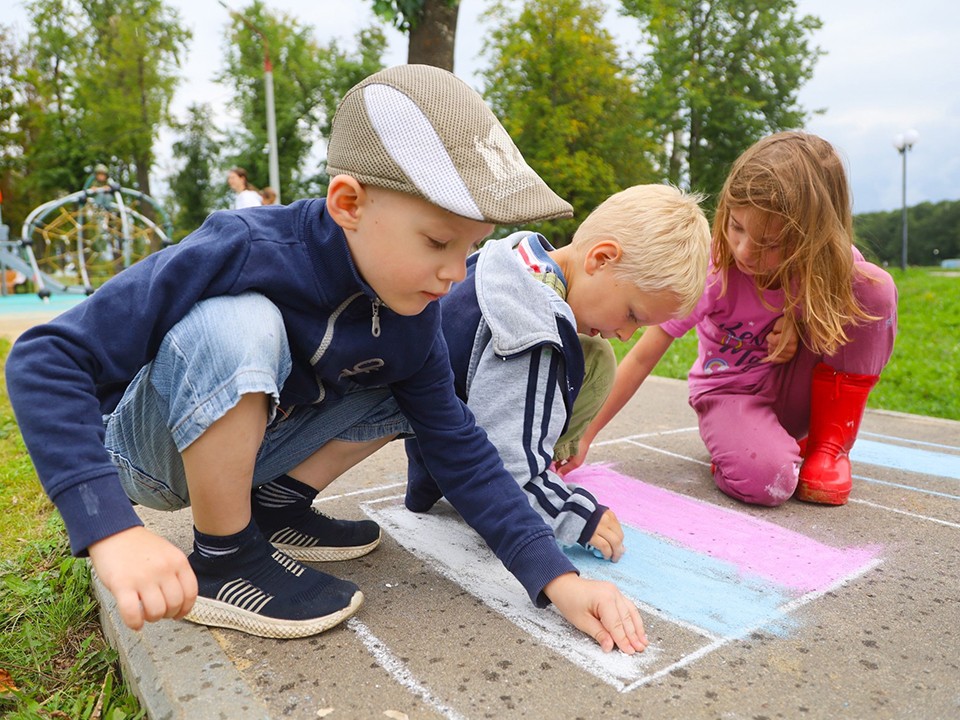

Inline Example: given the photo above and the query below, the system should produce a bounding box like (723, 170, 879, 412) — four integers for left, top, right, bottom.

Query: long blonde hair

(712, 131, 875, 356)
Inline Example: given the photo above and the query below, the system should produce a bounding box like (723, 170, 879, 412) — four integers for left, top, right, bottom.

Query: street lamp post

(220, 1, 281, 204)
(892, 129, 918, 271)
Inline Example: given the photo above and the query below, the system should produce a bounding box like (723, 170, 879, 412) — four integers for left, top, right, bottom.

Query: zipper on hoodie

(371, 298, 382, 337)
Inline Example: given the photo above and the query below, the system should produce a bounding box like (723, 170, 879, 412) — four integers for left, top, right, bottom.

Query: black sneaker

(185, 531, 362, 639)
(259, 507, 381, 562)
(252, 478, 381, 562)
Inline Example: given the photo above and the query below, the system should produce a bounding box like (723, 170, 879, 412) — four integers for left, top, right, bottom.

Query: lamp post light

(892, 129, 918, 271)
(220, 1, 281, 204)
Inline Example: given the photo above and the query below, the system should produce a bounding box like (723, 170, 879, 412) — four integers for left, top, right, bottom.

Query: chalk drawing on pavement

(360, 463, 883, 692)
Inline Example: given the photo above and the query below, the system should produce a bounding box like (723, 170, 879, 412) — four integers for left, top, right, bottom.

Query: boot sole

(795, 485, 849, 505)
(273, 533, 381, 562)
(184, 590, 363, 638)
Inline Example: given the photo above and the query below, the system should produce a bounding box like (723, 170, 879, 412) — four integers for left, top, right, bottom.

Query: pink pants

(692, 262, 898, 506)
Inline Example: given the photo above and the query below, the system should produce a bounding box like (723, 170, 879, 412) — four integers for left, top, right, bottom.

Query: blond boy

(406, 185, 710, 558)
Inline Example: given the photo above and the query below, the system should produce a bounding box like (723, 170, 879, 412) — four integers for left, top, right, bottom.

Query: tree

(11, 0, 188, 224)
(621, 0, 822, 200)
(372, 0, 460, 70)
(75, 0, 190, 207)
(0, 25, 32, 231)
(168, 103, 222, 239)
(855, 200, 960, 267)
(482, 0, 659, 244)
(219, 2, 386, 200)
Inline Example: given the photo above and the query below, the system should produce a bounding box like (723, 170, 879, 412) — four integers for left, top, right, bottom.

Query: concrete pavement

(90, 376, 960, 720)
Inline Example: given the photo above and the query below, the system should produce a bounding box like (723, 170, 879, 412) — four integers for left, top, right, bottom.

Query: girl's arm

(557, 326, 676, 476)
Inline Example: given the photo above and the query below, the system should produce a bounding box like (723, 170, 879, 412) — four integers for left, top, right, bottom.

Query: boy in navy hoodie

(6, 65, 647, 653)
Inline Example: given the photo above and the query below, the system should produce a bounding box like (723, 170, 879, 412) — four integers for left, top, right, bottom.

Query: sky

(5, 0, 960, 214)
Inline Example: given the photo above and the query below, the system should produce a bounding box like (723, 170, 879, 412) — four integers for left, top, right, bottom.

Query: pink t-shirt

(660, 265, 785, 401)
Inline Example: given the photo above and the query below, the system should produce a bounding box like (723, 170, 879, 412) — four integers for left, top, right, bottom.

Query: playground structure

(0, 183, 173, 298)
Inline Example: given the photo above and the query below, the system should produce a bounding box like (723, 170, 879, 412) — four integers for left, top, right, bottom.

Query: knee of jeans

(713, 455, 799, 507)
(162, 293, 292, 384)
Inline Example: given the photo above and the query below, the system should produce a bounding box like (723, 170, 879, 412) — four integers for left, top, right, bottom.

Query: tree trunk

(407, 0, 460, 71)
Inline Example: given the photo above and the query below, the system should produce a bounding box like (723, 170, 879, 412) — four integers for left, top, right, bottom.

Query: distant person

(569, 132, 898, 507)
(227, 167, 262, 209)
(406, 185, 710, 562)
(6, 65, 648, 655)
(90, 163, 113, 189)
(260, 187, 277, 205)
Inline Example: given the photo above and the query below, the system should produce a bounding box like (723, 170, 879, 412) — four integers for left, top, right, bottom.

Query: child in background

(6, 65, 647, 654)
(406, 185, 710, 560)
(260, 186, 277, 205)
(568, 132, 897, 507)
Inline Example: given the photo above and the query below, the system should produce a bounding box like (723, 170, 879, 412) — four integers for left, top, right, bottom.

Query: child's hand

(88, 526, 198, 631)
(765, 314, 799, 363)
(544, 572, 648, 654)
(555, 436, 592, 477)
(589, 509, 626, 562)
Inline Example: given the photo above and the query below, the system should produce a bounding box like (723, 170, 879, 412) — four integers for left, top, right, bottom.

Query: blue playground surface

(0, 293, 88, 315)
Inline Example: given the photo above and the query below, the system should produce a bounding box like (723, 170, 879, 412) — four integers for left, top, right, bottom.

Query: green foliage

(622, 0, 822, 202)
(855, 199, 960, 267)
(371, 0, 427, 32)
(611, 268, 960, 421)
(168, 103, 223, 239)
(1, 0, 188, 232)
(482, 0, 659, 245)
(219, 1, 386, 201)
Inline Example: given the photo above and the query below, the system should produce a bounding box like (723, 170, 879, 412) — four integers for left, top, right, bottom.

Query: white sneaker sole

(184, 590, 363, 638)
(271, 532, 381, 562)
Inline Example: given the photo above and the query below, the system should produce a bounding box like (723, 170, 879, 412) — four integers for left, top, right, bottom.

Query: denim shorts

(103, 292, 410, 511)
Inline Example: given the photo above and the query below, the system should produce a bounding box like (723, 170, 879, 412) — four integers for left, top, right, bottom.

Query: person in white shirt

(227, 167, 262, 209)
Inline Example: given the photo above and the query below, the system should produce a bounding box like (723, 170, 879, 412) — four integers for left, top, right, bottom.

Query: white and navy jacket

(405, 232, 607, 548)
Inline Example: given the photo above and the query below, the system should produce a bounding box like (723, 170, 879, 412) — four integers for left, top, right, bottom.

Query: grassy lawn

(0, 340, 144, 719)
(0, 267, 955, 716)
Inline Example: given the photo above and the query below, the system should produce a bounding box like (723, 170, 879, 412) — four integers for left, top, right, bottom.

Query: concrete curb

(93, 573, 270, 719)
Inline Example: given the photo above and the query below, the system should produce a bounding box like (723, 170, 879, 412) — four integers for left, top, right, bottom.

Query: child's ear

(584, 238, 623, 274)
(326, 175, 366, 231)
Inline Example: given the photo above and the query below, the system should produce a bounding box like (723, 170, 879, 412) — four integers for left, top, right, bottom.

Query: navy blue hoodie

(6, 199, 576, 605)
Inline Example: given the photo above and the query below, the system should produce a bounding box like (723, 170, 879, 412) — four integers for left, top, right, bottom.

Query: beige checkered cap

(326, 64, 573, 225)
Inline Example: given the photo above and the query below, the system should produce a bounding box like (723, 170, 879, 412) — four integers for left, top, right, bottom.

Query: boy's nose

(439, 258, 468, 283)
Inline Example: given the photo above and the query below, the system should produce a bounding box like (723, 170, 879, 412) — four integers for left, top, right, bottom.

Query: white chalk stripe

(348, 618, 468, 720)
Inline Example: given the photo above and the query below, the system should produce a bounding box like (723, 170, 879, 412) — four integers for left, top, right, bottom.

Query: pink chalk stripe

(571, 464, 882, 593)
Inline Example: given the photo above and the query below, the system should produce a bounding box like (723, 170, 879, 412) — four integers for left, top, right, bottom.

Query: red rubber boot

(795, 363, 879, 505)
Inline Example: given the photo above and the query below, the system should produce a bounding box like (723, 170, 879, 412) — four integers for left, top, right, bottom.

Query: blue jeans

(104, 293, 409, 511)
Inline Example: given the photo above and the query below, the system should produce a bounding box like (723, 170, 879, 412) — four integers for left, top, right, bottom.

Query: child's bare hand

(765, 314, 799, 363)
(555, 436, 592, 478)
(544, 572, 648, 654)
(589, 509, 626, 562)
(88, 526, 198, 631)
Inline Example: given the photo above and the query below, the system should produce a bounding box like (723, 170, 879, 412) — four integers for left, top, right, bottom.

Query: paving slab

(90, 376, 960, 720)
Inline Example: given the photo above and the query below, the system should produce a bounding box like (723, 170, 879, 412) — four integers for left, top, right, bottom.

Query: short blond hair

(571, 184, 710, 317)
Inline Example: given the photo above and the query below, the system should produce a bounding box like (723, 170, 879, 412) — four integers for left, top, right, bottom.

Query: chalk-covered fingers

(595, 585, 648, 654)
(590, 509, 626, 562)
(544, 573, 649, 654)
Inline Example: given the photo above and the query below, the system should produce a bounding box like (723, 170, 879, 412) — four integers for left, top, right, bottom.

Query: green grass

(611, 267, 960, 421)
(0, 341, 144, 719)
